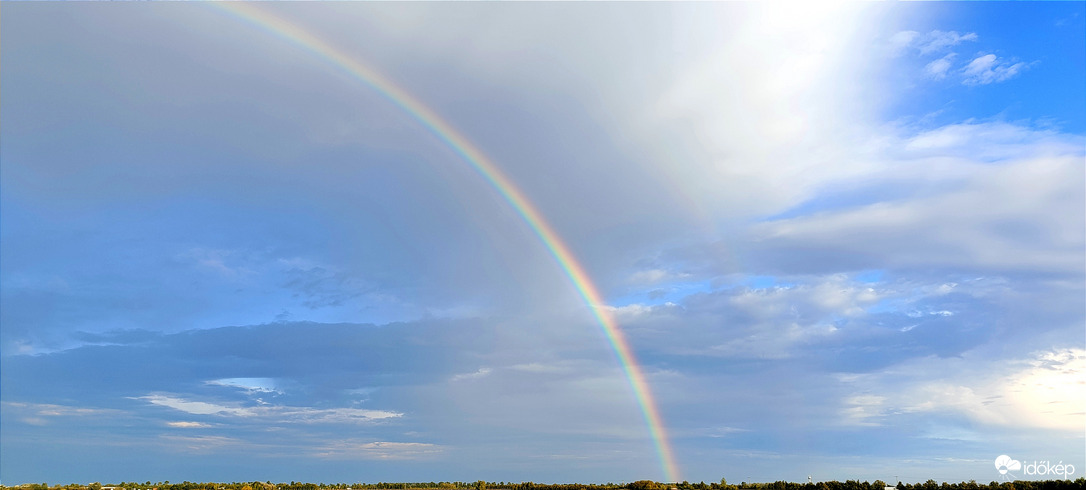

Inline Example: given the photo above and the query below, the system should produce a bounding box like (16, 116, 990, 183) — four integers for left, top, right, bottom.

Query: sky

(1, 1, 1084, 486)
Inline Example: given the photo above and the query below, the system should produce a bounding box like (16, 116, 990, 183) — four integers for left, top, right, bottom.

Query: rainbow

(212, 4, 679, 482)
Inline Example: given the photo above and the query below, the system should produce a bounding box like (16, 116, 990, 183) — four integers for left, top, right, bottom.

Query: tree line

(4, 478, 1083, 490)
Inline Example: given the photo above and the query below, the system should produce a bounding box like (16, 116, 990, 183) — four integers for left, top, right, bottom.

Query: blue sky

(2, 1, 1084, 486)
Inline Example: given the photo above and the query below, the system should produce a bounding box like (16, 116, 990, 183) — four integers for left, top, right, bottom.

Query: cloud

(140, 394, 256, 417)
(841, 394, 889, 426)
(178, 248, 255, 279)
(889, 29, 1031, 86)
(902, 121, 1081, 159)
(888, 30, 920, 52)
(2, 401, 125, 426)
(159, 434, 247, 452)
(841, 348, 1086, 433)
(312, 440, 442, 460)
(740, 122, 1084, 277)
(891, 30, 977, 55)
(924, 54, 955, 80)
(166, 421, 214, 428)
(138, 393, 402, 423)
(207, 377, 284, 394)
(962, 53, 1029, 85)
(450, 367, 493, 382)
(919, 30, 978, 54)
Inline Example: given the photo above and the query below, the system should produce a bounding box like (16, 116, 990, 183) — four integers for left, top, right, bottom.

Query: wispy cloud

(891, 30, 978, 55)
(207, 377, 284, 395)
(450, 367, 492, 382)
(165, 421, 214, 429)
(140, 394, 256, 417)
(159, 434, 247, 452)
(312, 440, 443, 460)
(961, 53, 1030, 85)
(924, 54, 956, 80)
(138, 394, 402, 424)
(178, 248, 256, 279)
(892, 29, 1031, 85)
(2, 402, 125, 426)
(919, 30, 978, 54)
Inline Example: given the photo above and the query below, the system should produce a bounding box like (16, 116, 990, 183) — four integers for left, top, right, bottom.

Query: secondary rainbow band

(213, 3, 679, 483)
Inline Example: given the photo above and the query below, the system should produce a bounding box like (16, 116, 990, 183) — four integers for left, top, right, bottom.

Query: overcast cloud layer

(2, 2, 1084, 486)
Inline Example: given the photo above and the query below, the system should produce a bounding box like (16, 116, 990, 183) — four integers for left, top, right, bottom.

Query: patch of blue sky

(883, 2, 1085, 132)
(853, 270, 885, 284)
(614, 274, 809, 308)
(613, 278, 717, 307)
(739, 275, 796, 290)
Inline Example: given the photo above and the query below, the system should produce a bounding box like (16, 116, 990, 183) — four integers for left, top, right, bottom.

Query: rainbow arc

(213, 4, 679, 482)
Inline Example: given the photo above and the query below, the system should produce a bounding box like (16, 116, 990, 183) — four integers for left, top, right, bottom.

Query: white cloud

(159, 434, 246, 452)
(312, 440, 442, 460)
(962, 53, 1029, 85)
(2, 401, 124, 426)
(450, 367, 492, 382)
(207, 377, 283, 394)
(745, 121, 1085, 276)
(889, 29, 1031, 85)
(919, 30, 978, 54)
(902, 121, 1081, 159)
(636, 3, 878, 224)
(138, 394, 402, 423)
(166, 421, 213, 428)
(840, 348, 1086, 433)
(140, 394, 256, 416)
(290, 407, 403, 424)
(891, 30, 977, 55)
(608, 302, 672, 322)
(889, 30, 920, 52)
(924, 54, 955, 79)
(842, 394, 888, 426)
